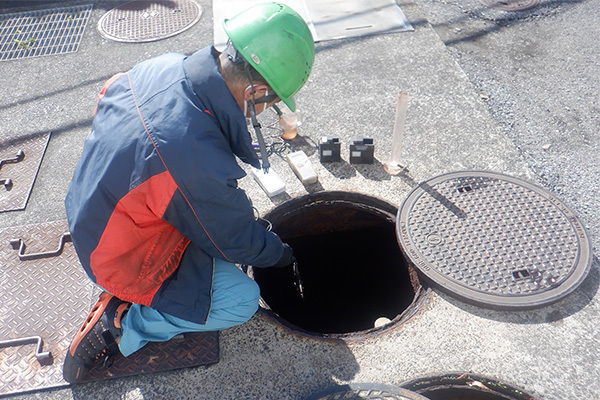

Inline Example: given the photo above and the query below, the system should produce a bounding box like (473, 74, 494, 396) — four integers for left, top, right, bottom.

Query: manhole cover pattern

(98, 0, 202, 43)
(0, 4, 93, 61)
(479, 0, 541, 12)
(398, 171, 591, 309)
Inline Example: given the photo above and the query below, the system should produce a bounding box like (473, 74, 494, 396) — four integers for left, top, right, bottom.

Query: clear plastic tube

(384, 91, 409, 175)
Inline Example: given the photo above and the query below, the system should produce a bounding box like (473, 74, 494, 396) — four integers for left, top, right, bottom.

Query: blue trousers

(118, 258, 260, 356)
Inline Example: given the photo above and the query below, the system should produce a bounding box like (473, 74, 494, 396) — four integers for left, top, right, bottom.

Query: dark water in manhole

(251, 193, 418, 335)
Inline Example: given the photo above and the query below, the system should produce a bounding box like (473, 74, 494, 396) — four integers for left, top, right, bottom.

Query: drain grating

(397, 171, 592, 310)
(0, 4, 93, 61)
(98, 0, 202, 43)
(479, 0, 541, 12)
(0, 132, 50, 213)
(0, 220, 218, 397)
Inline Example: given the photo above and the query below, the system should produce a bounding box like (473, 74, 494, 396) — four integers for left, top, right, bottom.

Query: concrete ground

(1, 0, 598, 399)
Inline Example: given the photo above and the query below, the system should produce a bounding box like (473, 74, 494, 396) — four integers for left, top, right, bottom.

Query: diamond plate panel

(0, 220, 95, 395)
(0, 133, 50, 212)
(84, 331, 219, 381)
(397, 171, 592, 310)
(0, 221, 219, 397)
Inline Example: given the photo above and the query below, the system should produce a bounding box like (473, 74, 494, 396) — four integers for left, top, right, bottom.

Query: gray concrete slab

(410, 0, 600, 259)
(1, 0, 598, 399)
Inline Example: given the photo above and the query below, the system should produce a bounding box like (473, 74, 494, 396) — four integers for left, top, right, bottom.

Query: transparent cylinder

(384, 91, 409, 175)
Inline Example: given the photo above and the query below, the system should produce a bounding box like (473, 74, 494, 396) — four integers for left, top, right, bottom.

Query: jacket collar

(183, 47, 260, 169)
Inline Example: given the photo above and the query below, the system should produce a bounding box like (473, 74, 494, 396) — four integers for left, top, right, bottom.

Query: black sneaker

(63, 292, 130, 383)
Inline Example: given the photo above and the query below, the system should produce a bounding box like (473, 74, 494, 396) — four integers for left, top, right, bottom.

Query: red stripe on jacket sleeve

(94, 72, 126, 116)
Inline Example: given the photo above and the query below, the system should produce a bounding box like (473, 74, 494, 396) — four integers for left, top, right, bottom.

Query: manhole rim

(96, 0, 203, 43)
(397, 170, 593, 311)
(251, 190, 432, 341)
(304, 382, 430, 400)
(400, 372, 539, 400)
(255, 285, 433, 342)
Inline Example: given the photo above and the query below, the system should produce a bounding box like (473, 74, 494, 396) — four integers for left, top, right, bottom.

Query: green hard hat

(223, 2, 315, 112)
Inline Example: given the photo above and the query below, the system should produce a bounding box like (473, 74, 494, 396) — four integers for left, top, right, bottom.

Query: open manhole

(98, 0, 202, 43)
(401, 373, 539, 400)
(249, 191, 430, 338)
(397, 171, 592, 310)
(251, 172, 592, 337)
(478, 0, 541, 12)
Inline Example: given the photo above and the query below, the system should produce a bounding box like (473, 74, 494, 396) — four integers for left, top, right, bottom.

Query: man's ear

(244, 83, 269, 101)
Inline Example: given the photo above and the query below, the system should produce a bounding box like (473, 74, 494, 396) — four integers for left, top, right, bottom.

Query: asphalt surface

(1, 0, 599, 399)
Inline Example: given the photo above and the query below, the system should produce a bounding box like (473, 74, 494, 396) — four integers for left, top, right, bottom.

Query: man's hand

(270, 243, 296, 268)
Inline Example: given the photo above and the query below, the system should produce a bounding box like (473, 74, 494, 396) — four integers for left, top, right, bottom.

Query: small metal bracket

(0, 336, 53, 366)
(0, 149, 25, 171)
(0, 178, 13, 190)
(9, 232, 72, 261)
(0, 150, 23, 191)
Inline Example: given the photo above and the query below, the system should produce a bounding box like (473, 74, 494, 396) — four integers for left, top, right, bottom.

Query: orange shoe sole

(68, 292, 113, 358)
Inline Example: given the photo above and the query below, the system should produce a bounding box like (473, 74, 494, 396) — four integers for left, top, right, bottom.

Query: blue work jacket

(65, 47, 283, 323)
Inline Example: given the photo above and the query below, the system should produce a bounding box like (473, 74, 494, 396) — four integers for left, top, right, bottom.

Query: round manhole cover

(98, 0, 202, 43)
(479, 0, 541, 12)
(397, 171, 592, 310)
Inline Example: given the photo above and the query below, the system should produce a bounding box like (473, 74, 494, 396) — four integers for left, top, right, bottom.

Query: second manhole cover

(479, 0, 541, 12)
(98, 0, 202, 43)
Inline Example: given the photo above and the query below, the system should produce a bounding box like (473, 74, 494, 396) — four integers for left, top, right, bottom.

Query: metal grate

(0, 4, 93, 61)
(397, 171, 592, 310)
(98, 0, 202, 43)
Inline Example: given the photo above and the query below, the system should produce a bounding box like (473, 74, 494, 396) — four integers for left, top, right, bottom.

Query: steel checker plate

(83, 331, 219, 382)
(0, 4, 93, 61)
(0, 221, 219, 397)
(0, 133, 50, 213)
(396, 171, 592, 310)
(98, 0, 202, 43)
